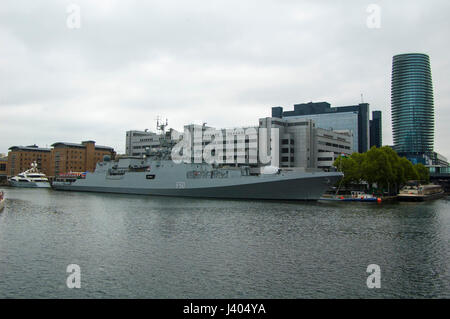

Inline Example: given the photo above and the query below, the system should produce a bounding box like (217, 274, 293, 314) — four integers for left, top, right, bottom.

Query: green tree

(332, 146, 428, 194)
(334, 155, 360, 186)
(399, 157, 419, 181)
(361, 147, 394, 193)
(380, 146, 404, 192)
(350, 152, 365, 167)
(414, 163, 430, 183)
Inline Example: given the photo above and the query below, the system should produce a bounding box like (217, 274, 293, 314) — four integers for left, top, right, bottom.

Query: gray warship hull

(52, 159, 342, 201)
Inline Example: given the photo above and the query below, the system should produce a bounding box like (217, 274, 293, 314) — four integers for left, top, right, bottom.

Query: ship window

(146, 174, 155, 180)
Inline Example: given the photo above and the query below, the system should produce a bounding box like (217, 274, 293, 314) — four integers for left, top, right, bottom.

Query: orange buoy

(377, 198, 382, 203)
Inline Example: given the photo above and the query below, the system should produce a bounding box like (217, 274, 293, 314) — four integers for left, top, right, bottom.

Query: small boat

(321, 165, 381, 203)
(320, 191, 381, 203)
(0, 191, 5, 211)
(397, 182, 444, 201)
(8, 161, 51, 188)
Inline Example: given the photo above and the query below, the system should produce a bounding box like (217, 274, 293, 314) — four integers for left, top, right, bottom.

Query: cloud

(1, 0, 449, 158)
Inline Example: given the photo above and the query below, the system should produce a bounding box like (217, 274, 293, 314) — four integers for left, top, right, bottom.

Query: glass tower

(391, 53, 434, 155)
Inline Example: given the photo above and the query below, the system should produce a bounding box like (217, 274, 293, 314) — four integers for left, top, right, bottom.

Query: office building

(126, 128, 182, 159)
(370, 110, 382, 148)
(272, 101, 370, 153)
(391, 53, 434, 164)
(126, 130, 162, 157)
(176, 119, 352, 170)
(259, 117, 353, 169)
(182, 123, 258, 165)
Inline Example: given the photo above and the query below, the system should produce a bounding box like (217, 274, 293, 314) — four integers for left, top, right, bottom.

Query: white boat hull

(9, 180, 51, 188)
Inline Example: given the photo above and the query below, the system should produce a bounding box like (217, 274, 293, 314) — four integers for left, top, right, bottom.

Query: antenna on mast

(361, 93, 364, 104)
(156, 116, 168, 133)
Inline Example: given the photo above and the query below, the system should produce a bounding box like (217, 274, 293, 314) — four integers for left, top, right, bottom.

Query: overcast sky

(1, 0, 449, 157)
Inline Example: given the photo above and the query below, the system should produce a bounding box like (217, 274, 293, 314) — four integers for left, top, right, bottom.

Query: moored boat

(8, 161, 51, 188)
(397, 182, 444, 201)
(320, 191, 381, 203)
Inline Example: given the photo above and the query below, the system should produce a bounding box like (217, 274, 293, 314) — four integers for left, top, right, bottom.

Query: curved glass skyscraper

(391, 53, 434, 156)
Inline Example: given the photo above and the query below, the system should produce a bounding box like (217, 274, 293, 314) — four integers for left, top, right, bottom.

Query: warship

(52, 150, 343, 201)
(53, 122, 343, 200)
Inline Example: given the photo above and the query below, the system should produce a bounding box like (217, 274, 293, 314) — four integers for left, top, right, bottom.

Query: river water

(0, 187, 449, 298)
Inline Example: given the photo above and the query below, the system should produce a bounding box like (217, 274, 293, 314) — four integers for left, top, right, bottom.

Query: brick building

(0, 155, 8, 184)
(6, 141, 115, 178)
(7, 145, 52, 177)
(50, 141, 115, 176)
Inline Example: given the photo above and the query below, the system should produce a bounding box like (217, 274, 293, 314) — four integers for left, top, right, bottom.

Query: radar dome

(261, 166, 279, 174)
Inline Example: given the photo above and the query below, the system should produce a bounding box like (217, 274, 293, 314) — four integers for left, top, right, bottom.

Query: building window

(287, 122, 308, 127)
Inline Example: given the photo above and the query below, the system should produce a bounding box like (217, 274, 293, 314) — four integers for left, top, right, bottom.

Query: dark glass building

(391, 53, 434, 163)
(370, 110, 382, 148)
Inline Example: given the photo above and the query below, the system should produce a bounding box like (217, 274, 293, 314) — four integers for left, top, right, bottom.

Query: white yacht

(9, 162, 51, 188)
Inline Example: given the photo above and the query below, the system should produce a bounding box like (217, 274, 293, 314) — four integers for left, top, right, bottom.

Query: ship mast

(156, 116, 168, 133)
